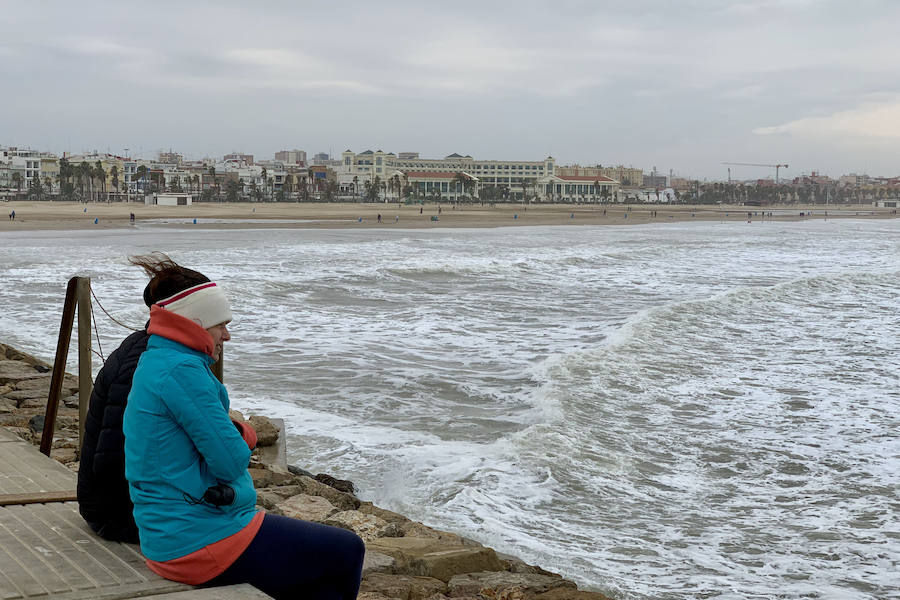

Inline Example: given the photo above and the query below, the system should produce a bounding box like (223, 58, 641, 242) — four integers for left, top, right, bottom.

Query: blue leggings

(205, 514, 365, 600)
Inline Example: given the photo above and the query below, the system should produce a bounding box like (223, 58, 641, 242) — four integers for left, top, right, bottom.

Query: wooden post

(77, 278, 93, 453)
(40, 278, 78, 456)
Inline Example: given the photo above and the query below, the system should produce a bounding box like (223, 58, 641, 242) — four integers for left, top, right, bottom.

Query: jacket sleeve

(162, 361, 251, 483)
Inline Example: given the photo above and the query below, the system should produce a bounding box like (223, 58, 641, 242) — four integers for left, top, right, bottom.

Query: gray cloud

(1, 0, 898, 178)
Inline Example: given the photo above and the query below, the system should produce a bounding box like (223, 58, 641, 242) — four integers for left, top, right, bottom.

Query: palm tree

(79, 162, 92, 201)
(10, 172, 24, 200)
(110, 165, 120, 201)
(44, 175, 54, 200)
(260, 167, 268, 201)
(93, 161, 106, 201)
(208, 166, 218, 201)
(352, 175, 359, 201)
(28, 174, 44, 200)
(373, 175, 382, 202)
(135, 165, 148, 197)
(225, 178, 241, 202)
(450, 172, 467, 203)
(283, 174, 294, 202)
(268, 177, 274, 202)
(324, 180, 338, 202)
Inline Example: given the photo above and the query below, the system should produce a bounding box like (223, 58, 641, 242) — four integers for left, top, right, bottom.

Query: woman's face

(206, 322, 231, 361)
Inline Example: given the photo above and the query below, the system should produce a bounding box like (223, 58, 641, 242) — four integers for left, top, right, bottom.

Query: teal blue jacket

(124, 334, 257, 562)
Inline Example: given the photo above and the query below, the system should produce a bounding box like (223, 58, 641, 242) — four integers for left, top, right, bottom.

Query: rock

(0, 343, 51, 368)
(325, 510, 389, 542)
(28, 414, 45, 434)
(362, 551, 396, 576)
(357, 593, 395, 600)
(7, 426, 32, 442)
(63, 395, 79, 409)
(447, 572, 576, 598)
(497, 554, 562, 578)
(254, 490, 282, 511)
(228, 409, 246, 422)
(359, 502, 412, 524)
(532, 589, 615, 600)
(0, 360, 46, 385)
(315, 472, 356, 494)
(294, 475, 360, 511)
(381, 522, 405, 538)
(6, 388, 47, 400)
(0, 398, 16, 414)
(20, 398, 49, 410)
(414, 548, 504, 583)
(248, 415, 279, 446)
(367, 537, 460, 560)
(11, 376, 52, 391)
(361, 573, 447, 600)
(258, 484, 306, 499)
(50, 447, 78, 464)
(275, 494, 339, 522)
(357, 505, 461, 543)
(248, 465, 297, 488)
(288, 464, 315, 478)
(366, 538, 502, 582)
(403, 523, 465, 544)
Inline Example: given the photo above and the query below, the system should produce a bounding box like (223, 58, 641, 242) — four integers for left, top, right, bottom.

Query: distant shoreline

(1, 200, 896, 232)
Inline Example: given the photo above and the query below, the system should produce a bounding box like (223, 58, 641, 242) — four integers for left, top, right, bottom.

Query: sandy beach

(1, 201, 895, 231)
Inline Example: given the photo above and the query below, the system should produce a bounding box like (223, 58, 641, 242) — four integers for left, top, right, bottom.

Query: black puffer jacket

(77, 329, 149, 543)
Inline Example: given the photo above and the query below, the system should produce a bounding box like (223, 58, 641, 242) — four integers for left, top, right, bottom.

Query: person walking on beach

(124, 255, 364, 600)
(9, 210, 14, 221)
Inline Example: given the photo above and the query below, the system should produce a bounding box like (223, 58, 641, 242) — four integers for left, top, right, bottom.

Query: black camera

(202, 484, 235, 506)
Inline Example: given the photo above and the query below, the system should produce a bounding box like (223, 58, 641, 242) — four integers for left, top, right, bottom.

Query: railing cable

(90, 287, 141, 332)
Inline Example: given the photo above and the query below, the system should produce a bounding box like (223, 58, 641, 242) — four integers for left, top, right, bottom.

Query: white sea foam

(0, 219, 898, 599)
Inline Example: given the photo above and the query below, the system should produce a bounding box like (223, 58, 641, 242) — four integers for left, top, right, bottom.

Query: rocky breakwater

(0, 341, 612, 600)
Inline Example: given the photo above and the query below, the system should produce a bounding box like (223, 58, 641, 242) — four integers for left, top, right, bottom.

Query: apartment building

(557, 164, 643, 187)
(338, 150, 619, 202)
(275, 150, 307, 165)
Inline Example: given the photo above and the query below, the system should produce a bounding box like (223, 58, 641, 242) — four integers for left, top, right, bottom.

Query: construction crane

(722, 162, 789, 184)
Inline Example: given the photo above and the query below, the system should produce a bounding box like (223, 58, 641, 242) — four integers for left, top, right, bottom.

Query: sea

(1, 217, 897, 600)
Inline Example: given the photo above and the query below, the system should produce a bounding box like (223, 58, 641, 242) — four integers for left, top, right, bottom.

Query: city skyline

(2, 1, 899, 180)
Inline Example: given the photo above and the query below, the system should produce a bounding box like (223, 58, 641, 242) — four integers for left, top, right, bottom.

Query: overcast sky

(2, 0, 898, 179)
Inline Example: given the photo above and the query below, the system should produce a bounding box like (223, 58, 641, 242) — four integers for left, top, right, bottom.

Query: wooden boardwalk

(0, 427, 271, 599)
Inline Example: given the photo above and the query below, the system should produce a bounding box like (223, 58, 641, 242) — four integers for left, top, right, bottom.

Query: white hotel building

(338, 150, 618, 202)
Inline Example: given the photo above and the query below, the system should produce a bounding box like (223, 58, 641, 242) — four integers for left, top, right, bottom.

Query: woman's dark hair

(129, 253, 210, 307)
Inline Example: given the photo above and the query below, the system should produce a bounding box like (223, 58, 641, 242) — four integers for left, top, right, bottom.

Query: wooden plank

(0, 439, 76, 496)
(0, 505, 71, 595)
(129, 584, 273, 599)
(0, 502, 190, 599)
(0, 428, 22, 443)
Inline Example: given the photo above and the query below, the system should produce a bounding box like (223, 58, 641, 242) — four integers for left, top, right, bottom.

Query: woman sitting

(124, 255, 364, 599)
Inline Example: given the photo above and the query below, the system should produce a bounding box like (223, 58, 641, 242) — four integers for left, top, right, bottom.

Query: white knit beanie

(156, 282, 232, 329)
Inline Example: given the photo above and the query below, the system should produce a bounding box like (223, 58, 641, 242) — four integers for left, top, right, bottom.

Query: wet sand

(0, 201, 895, 231)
